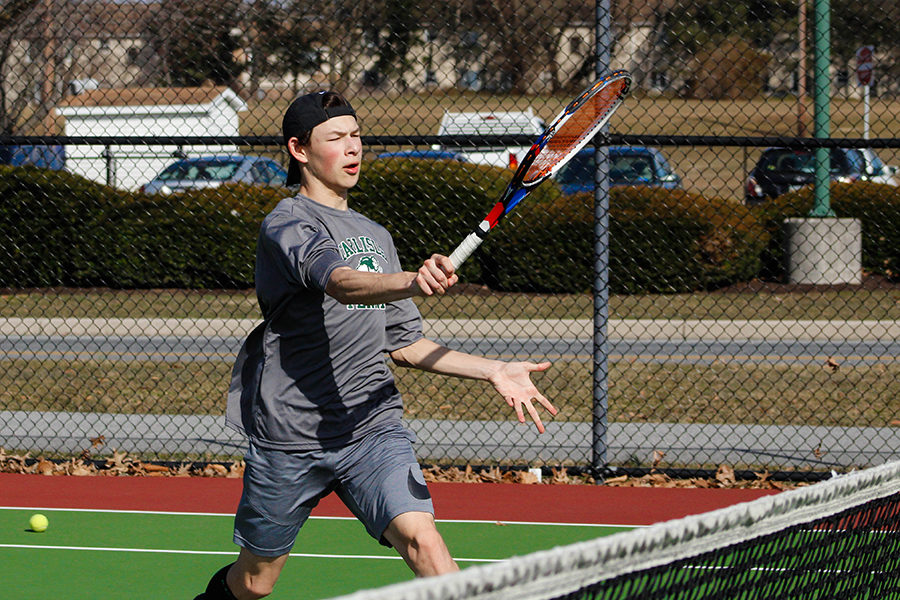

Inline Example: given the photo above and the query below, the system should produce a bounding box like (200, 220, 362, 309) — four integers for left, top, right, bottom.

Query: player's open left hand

(488, 361, 557, 434)
(414, 254, 458, 296)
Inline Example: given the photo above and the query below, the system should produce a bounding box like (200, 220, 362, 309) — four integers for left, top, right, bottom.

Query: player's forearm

(325, 266, 419, 304)
(390, 338, 502, 381)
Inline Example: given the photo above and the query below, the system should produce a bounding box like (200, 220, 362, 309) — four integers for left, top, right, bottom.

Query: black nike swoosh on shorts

(407, 467, 431, 500)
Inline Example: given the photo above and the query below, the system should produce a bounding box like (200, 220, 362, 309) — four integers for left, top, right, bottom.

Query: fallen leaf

(202, 464, 228, 477)
(603, 474, 629, 485)
(143, 464, 170, 474)
(515, 470, 539, 484)
(715, 464, 736, 487)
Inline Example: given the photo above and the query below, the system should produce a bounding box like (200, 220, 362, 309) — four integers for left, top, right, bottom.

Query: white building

(55, 86, 247, 190)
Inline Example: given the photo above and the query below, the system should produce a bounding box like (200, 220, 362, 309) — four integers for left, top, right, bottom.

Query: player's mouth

(343, 162, 360, 175)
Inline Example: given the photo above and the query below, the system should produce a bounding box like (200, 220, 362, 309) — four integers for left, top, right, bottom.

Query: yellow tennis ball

(29, 514, 48, 533)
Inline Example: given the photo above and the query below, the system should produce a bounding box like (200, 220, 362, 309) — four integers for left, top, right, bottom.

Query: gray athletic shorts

(233, 421, 433, 557)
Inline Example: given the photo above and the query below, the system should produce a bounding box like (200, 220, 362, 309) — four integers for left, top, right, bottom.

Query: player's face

(303, 115, 362, 193)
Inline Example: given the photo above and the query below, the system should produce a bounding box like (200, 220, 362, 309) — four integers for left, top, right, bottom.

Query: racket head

(521, 70, 631, 186)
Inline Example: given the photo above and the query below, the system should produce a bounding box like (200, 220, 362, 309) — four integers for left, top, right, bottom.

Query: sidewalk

(2, 317, 899, 341)
(2, 409, 896, 470)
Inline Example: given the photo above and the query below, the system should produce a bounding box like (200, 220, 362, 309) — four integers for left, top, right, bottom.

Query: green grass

(0, 289, 260, 320)
(2, 287, 898, 320)
(4, 357, 896, 430)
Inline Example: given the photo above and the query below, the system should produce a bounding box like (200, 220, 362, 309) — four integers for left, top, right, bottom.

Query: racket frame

(448, 70, 631, 268)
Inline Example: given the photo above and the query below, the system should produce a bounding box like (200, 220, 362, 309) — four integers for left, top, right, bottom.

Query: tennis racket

(447, 70, 632, 269)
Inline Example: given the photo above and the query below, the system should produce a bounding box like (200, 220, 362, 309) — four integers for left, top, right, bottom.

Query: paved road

(4, 317, 899, 341)
(2, 410, 897, 470)
(3, 317, 898, 366)
(2, 334, 897, 366)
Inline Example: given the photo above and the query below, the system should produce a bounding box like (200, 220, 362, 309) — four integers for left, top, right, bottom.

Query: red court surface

(0, 473, 778, 525)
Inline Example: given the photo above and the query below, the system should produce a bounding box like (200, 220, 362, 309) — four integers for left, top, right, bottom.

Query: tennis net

(328, 460, 900, 600)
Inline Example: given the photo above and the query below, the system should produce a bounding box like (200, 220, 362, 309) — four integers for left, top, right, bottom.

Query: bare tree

(0, 0, 37, 134)
(0, 0, 90, 135)
(142, 0, 244, 88)
(426, 0, 596, 94)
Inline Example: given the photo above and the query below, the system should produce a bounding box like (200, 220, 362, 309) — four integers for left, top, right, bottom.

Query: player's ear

(287, 137, 309, 164)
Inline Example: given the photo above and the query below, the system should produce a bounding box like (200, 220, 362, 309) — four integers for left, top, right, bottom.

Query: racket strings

(523, 77, 629, 184)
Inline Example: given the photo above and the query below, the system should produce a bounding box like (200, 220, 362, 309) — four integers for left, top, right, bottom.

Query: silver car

(140, 155, 288, 194)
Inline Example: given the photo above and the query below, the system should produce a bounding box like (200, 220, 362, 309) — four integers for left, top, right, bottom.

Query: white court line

(0, 543, 501, 563)
(0, 506, 621, 564)
(0, 505, 235, 517)
(0, 506, 638, 528)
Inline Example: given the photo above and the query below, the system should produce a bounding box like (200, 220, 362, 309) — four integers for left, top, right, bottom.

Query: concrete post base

(784, 217, 862, 284)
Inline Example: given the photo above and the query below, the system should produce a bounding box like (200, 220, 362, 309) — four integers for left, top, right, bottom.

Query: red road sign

(856, 46, 874, 86)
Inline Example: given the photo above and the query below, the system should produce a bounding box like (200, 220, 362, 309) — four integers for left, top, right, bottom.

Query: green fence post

(810, 0, 836, 217)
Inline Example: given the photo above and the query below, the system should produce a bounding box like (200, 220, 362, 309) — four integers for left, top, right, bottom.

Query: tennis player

(193, 90, 557, 600)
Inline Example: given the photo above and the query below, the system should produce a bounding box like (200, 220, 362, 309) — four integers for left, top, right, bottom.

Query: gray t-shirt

(226, 194, 424, 450)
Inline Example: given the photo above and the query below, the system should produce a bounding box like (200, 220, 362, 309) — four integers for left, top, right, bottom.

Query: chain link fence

(1, 0, 898, 476)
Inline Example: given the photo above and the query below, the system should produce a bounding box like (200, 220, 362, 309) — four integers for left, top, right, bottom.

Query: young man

(194, 91, 557, 600)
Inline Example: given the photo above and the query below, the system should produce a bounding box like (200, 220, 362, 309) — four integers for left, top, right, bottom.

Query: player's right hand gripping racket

(447, 70, 632, 269)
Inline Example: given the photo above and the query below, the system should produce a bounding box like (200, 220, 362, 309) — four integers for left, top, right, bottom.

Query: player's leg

(335, 421, 459, 576)
(193, 441, 334, 599)
(382, 511, 459, 576)
(226, 549, 291, 599)
(193, 552, 287, 600)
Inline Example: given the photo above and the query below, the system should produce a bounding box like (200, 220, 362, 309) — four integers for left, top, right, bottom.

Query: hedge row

(0, 165, 278, 288)
(1, 161, 897, 292)
(483, 187, 767, 293)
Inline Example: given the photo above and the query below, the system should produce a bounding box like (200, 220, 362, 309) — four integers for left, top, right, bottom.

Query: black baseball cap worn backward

(283, 91, 357, 185)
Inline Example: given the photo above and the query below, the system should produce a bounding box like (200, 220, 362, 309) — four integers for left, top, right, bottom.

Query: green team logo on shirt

(357, 256, 383, 273)
(343, 238, 386, 311)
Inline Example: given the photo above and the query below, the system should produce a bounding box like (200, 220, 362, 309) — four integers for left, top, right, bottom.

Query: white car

(858, 148, 898, 186)
(435, 110, 546, 169)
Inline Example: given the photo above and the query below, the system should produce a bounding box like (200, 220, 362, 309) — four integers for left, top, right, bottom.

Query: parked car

(858, 148, 899, 186)
(744, 147, 894, 204)
(140, 155, 287, 194)
(435, 110, 546, 168)
(554, 146, 682, 195)
(0, 144, 65, 170)
(375, 150, 467, 162)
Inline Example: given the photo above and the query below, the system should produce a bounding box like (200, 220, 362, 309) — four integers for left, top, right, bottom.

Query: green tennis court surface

(0, 508, 633, 599)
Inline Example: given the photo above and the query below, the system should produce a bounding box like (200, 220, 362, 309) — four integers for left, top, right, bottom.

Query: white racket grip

(449, 231, 484, 269)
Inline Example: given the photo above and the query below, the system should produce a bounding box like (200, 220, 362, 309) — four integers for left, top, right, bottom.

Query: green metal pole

(810, 0, 835, 217)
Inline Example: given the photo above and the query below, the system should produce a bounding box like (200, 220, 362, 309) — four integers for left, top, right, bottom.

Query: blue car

(0, 144, 65, 170)
(555, 146, 681, 195)
(141, 155, 288, 194)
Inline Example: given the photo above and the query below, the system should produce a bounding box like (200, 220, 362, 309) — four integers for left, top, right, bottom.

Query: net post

(591, 0, 613, 479)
